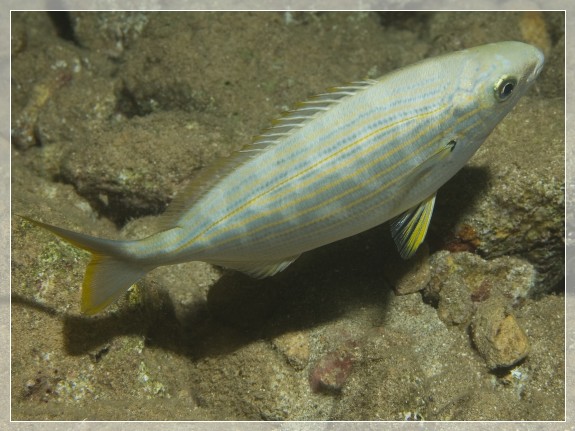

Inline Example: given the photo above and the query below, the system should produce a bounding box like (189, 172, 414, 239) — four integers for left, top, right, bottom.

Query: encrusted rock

(433, 98, 564, 295)
(425, 251, 537, 326)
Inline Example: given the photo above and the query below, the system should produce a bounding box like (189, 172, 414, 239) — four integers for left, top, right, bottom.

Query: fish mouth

(528, 50, 545, 83)
(532, 60, 545, 81)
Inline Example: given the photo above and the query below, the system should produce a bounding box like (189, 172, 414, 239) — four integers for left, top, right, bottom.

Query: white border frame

(3, 2, 571, 430)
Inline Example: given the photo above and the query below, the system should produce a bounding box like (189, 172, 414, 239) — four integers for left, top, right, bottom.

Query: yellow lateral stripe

(175, 106, 446, 252)
(171, 90, 448, 248)
(217, 106, 487, 253)
(207, 83, 488, 247)
(265, 110, 487, 248)
(178, 81, 447, 228)
(157, 89, 486, 258)
(200, 106, 444, 237)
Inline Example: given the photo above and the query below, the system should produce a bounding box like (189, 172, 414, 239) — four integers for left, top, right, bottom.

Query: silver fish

(23, 41, 544, 314)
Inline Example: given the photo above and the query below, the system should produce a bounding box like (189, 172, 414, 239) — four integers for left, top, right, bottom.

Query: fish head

(471, 41, 545, 123)
(409, 41, 545, 195)
(437, 41, 545, 167)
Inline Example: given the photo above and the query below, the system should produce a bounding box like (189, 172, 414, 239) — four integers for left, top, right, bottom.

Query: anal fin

(212, 255, 301, 279)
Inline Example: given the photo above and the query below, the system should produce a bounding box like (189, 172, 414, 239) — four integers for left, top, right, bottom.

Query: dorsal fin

(158, 80, 379, 229)
(249, 80, 378, 150)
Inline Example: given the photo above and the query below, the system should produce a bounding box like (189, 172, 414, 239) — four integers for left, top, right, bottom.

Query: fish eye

(494, 76, 517, 102)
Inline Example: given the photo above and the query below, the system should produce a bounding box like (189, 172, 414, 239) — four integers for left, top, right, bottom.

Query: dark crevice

(114, 87, 153, 119)
(48, 11, 79, 45)
(376, 12, 428, 31)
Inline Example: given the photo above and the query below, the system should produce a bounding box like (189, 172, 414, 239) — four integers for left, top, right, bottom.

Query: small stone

(309, 347, 355, 394)
(471, 298, 530, 369)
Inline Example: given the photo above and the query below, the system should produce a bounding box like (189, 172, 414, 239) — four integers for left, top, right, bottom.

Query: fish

(22, 41, 545, 315)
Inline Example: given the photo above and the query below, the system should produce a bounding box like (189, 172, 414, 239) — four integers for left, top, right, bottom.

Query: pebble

(309, 348, 355, 394)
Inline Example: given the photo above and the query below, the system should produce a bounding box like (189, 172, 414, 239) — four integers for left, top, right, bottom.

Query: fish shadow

(142, 165, 489, 359)
(59, 227, 397, 360)
(19, 165, 490, 360)
(427, 166, 490, 248)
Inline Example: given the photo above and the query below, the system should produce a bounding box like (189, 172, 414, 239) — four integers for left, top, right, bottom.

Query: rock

(433, 97, 564, 295)
(435, 271, 475, 326)
(471, 298, 530, 369)
(70, 12, 150, 57)
(426, 251, 537, 326)
(309, 345, 356, 394)
(59, 111, 226, 224)
(383, 242, 431, 295)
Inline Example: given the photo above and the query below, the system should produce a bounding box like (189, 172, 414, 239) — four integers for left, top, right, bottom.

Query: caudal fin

(21, 216, 149, 315)
(81, 253, 148, 314)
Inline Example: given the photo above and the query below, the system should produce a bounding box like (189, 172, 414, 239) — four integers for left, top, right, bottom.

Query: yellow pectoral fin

(390, 193, 436, 259)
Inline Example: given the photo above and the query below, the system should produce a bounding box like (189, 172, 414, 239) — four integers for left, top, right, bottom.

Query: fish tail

(21, 216, 149, 315)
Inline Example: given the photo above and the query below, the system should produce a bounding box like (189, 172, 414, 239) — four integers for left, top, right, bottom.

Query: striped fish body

(138, 41, 543, 267)
(24, 41, 544, 314)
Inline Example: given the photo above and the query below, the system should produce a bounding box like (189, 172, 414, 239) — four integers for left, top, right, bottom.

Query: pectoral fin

(390, 193, 436, 259)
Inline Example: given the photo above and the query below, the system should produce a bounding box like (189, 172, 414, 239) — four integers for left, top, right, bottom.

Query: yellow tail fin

(21, 216, 149, 315)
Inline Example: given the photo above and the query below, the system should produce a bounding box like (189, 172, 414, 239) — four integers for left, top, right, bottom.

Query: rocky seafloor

(11, 11, 564, 420)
